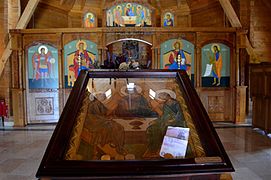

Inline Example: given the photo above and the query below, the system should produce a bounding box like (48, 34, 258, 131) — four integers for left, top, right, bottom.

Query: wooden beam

(8, 0, 21, 29)
(16, 0, 40, 29)
(219, 0, 260, 63)
(218, 0, 242, 27)
(0, 41, 11, 76)
(0, 0, 40, 76)
(245, 36, 260, 63)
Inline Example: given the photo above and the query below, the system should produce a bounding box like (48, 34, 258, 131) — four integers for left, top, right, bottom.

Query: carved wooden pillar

(12, 49, 26, 126)
(10, 33, 25, 126)
(97, 32, 105, 66)
(156, 47, 161, 69)
(57, 36, 65, 114)
(10, 51, 18, 118)
(235, 48, 240, 86)
(235, 86, 247, 123)
(98, 48, 103, 66)
(239, 48, 246, 86)
(11, 51, 19, 89)
(187, 15, 192, 27)
(195, 45, 201, 88)
(152, 33, 158, 69)
(235, 39, 247, 123)
(57, 33, 63, 89)
(152, 48, 156, 69)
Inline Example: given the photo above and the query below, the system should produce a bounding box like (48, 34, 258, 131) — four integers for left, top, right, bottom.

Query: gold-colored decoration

(211, 44, 221, 53)
(76, 40, 87, 50)
(64, 91, 90, 160)
(195, 156, 222, 163)
(172, 39, 183, 50)
(174, 85, 206, 157)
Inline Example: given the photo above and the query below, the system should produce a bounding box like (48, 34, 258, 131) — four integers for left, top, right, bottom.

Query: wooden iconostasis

(8, 1, 248, 126)
(10, 28, 245, 125)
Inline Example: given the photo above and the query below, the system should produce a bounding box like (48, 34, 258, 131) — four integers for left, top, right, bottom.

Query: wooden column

(13, 49, 26, 126)
(58, 33, 65, 114)
(156, 47, 161, 69)
(235, 86, 247, 124)
(235, 31, 247, 123)
(195, 45, 201, 88)
(151, 48, 155, 69)
(98, 48, 103, 66)
(235, 48, 240, 86)
(58, 48, 65, 115)
(57, 33, 63, 89)
(152, 33, 157, 69)
(12, 88, 26, 126)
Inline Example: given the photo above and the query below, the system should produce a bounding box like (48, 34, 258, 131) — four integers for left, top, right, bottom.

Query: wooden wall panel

(266, 69, 271, 97)
(250, 0, 271, 62)
(23, 34, 60, 48)
(252, 97, 265, 130)
(30, 4, 68, 28)
(191, 3, 225, 27)
(239, 0, 250, 29)
(251, 63, 271, 132)
(198, 89, 233, 122)
(266, 99, 271, 132)
(177, 15, 189, 27)
(0, 1, 10, 113)
(0, 1, 8, 58)
(250, 70, 264, 97)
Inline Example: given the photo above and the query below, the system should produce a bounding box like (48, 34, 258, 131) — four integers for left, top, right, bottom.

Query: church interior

(0, 0, 271, 179)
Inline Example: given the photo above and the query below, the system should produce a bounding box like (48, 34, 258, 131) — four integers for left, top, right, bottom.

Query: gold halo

(85, 12, 94, 19)
(211, 44, 221, 53)
(165, 12, 172, 18)
(155, 89, 176, 101)
(172, 40, 183, 50)
(38, 45, 48, 54)
(126, 3, 132, 8)
(76, 40, 87, 50)
(137, 5, 142, 10)
(117, 5, 122, 10)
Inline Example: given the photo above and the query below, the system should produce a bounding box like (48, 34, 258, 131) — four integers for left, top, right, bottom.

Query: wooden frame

(36, 69, 233, 179)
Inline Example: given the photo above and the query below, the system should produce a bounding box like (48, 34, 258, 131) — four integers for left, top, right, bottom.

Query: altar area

(8, 0, 248, 126)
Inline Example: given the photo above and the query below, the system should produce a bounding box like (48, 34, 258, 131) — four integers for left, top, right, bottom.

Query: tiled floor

(0, 129, 52, 180)
(216, 127, 271, 180)
(0, 126, 271, 179)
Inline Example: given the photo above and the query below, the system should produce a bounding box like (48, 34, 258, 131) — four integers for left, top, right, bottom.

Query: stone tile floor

(0, 126, 271, 179)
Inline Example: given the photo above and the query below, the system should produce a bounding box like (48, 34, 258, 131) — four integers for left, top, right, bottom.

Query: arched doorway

(103, 38, 152, 69)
